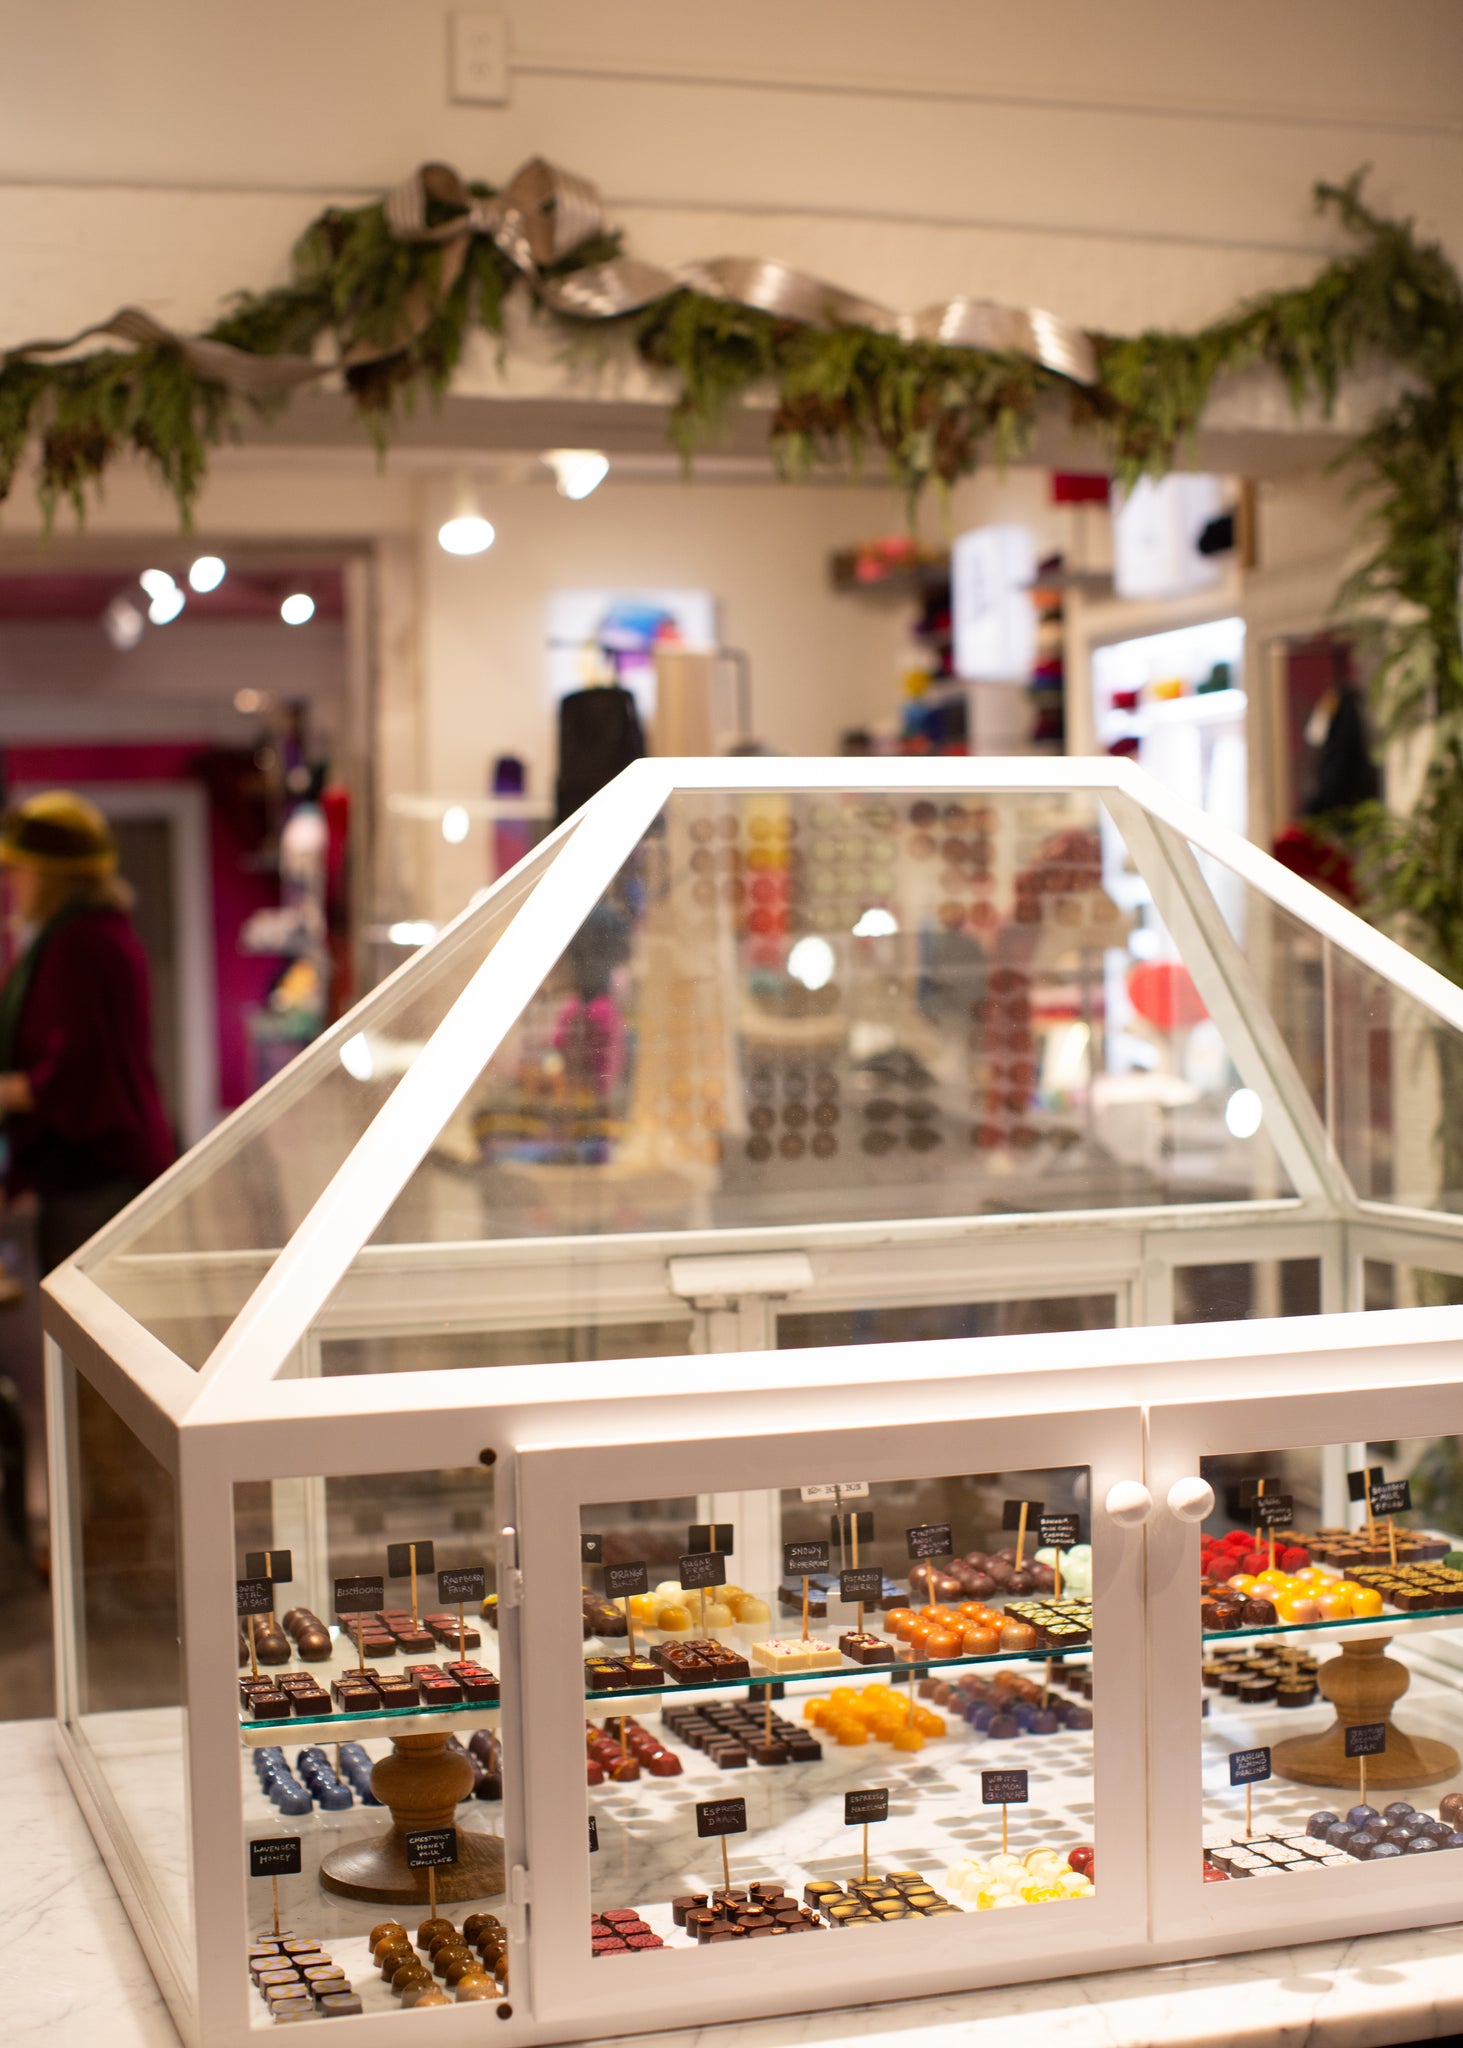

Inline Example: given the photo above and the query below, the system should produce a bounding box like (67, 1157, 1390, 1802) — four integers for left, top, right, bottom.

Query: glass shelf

(584, 1640, 1091, 1706)
(1203, 1604, 1463, 1650)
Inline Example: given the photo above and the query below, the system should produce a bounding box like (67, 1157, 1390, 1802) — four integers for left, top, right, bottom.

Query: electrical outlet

(450, 9, 508, 105)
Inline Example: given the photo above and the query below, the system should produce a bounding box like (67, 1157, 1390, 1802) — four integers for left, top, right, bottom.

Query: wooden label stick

(721, 1835, 730, 1893)
(764, 1688, 773, 1741)
(1388, 1517, 1398, 1568)
(247, 1612, 259, 1680)
(1245, 1781, 1252, 1838)
(1001, 1803, 1008, 1856)
(1054, 1549, 1063, 1601)
(271, 1873, 280, 1937)
(700, 1586, 708, 1633)
(428, 1865, 437, 1921)
(851, 1516, 864, 1637)
(625, 1607, 636, 1662)
(358, 1624, 366, 1676)
(801, 1574, 810, 1644)
(458, 1603, 466, 1660)
(619, 1714, 627, 1749)
(1360, 1754, 1367, 1809)
(1366, 1487, 1376, 1542)
(1015, 1500, 1029, 1570)
(1043, 1657, 1053, 1708)
(862, 1823, 869, 1883)
(410, 1544, 420, 1628)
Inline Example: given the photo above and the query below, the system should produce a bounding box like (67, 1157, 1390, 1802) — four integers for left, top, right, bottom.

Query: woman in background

(0, 791, 175, 1272)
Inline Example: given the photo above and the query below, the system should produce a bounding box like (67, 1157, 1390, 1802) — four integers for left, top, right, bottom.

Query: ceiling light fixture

(280, 592, 315, 625)
(438, 471, 496, 555)
(188, 555, 226, 592)
(544, 448, 609, 500)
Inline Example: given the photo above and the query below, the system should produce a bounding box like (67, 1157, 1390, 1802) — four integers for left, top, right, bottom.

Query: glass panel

(1172, 1260, 1321, 1324)
(360, 789, 1292, 1267)
(1362, 1261, 1463, 1313)
(61, 1355, 192, 1965)
(233, 1460, 513, 2019)
(315, 1319, 697, 1376)
(581, 1465, 1095, 1951)
(1195, 1434, 1463, 1884)
(777, 1294, 1119, 1348)
(86, 831, 572, 1365)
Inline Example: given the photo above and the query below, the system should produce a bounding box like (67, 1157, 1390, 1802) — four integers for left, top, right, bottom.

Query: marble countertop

(13, 1712, 1463, 2048)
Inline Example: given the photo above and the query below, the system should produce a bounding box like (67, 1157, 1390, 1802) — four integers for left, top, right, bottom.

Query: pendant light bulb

(544, 448, 609, 500)
(438, 472, 496, 555)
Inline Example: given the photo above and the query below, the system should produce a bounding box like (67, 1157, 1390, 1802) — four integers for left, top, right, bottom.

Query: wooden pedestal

(1271, 1635, 1459, 1791)
(320, 1731, 505, 1905)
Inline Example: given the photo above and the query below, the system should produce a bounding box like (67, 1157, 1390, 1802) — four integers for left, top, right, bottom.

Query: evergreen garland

(1, 169, 1460, 996)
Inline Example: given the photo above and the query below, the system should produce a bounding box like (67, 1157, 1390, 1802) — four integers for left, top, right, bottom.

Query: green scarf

(0, 899, 93, 1072)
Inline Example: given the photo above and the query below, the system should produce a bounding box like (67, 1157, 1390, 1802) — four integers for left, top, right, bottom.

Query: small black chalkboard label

(1345, 1722, 1387, 1758)
(437, 1567, 486, 1605)
(1347, 1466, 1383, 1503)
(906, 1523, 953, 1560)
(249, 1835, 302, 1878)
(1229, 1746, 1272, 1786)
(839, 1567, 882, 1602)
(981, 1770, 1030, 1805)
(1002, 1499, 1044, 1530)
(830, 1510, 875, 1545)
(581, 1533, 605, 1566)
(679, 1551, 728, 1591)
(387, 1540, 436, 1578)
(1254, 1496, 1294, 1529)
(244, 1550, 293, 1585)
(1370, 1479, 1412, 1516)
(695, 1797, 747, 1838)
(588, 1815, 599, 1853)
(688, 1523, 734, 1555)
(784, 1541, 831, 1575)
(237, 1577, 274, 1616)
(333, 1575, 384, 1615)
(1037, 1515, 1081, 1549)
(405, 1827, 459, 1869)
(605, 1561, 648, 1598)
(844, 1787, 889, 1825)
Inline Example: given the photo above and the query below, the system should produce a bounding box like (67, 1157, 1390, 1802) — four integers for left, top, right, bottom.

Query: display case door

(1147, 1364, 1463, 1957)
(514, 1399, 1148, 2041)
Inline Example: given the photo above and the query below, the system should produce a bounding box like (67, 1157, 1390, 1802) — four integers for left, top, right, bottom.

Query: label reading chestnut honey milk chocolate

(333, 1575, 384, 1615)
(695, 1797, 747, 1838)
(405, 1828, 459, 1868)
(237, 1577, 274, 1615)
(1370, 1479, 1412, 1516)
(244, 1550, 293, 1584)
(1229, 1747, 1271, 1786)
(1345, 1723, 1387, 1758)
(906, 1524, 952, 1559)
(844, 1787, 889, 1825)
(605, 1562, 648, 1598)
(981, 1770, 1030, 1805)
(839, 1567, 882, 1603)
(784, 1541, 830, 1575)
(679, 1552, 728, 1591)
(437, 1567, 486, 1605)
(249, 1836, 302, 1878)
(1038, 1515, 1081, 1550)
(387, 1540, 436, 1577)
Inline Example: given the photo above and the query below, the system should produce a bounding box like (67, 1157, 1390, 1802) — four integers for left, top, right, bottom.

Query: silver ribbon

(5, 306, 320, 397)
(385, 157, 1098, 386)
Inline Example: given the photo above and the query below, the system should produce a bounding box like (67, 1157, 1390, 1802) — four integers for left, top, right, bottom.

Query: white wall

(2, 0, 1460, 348)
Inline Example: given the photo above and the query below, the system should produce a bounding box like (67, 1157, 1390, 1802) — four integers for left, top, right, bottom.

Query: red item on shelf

(1127, 960, 1208, 1032)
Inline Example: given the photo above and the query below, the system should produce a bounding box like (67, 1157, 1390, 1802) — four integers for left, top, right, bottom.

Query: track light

(543, 448, 609, 500)
(438, 472, 496, 555)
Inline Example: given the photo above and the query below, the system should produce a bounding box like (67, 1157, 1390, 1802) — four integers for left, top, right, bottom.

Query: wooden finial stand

(320, 1731, 504, 1904)
(1271, 1636, 1459, 1790)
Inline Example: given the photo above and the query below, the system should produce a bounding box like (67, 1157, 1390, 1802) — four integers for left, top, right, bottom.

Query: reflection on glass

(1197, 1437, 1463, 1881)
(778, 1296, 1118, 1349)
(1173, 1261, 1320, 1325)
(581, 1467, 1095, 1951)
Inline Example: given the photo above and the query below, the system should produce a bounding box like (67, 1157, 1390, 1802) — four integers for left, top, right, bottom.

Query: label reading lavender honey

(387, 1540, 436, 1577)
(981, 1770, 1029, 1805)
(844, 1787, 889, 1825)
(437, 1567, 486, 1604)
(1229, 1746, 1272, 1785)
(905, 1523, 953, 1560)
(784, 1541, 830, 1575)
(605, 1561, 649, 1598)
(405, 1827, 459, 1868)
(1345, 1722, 1387, 1758)
(249, 1836, 302, 1877)
(695, 1797, 747, 1838)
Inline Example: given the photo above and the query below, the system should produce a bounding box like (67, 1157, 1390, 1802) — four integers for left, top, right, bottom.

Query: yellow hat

(0, 791, 118, 875)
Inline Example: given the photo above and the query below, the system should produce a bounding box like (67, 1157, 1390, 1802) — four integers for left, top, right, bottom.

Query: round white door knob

(1104, 1479, 1153, 1527)
(1167, 1476, 1216, 1523)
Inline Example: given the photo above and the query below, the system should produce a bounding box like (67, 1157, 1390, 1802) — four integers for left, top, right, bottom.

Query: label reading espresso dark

(678, 1551, 728, 1591)
(839, 1567, 882, 1603)
(844, 1787, 889, 1825)
(436, 1567, 486, 1605)
(981, 1770, 1030, 1805)
(1037, 1515, 1081, 1550)
(695, 1797, 747, 1839)
(1254, 1495, 1295, 1529)
(1001, 1499, 1044, 1531)
(605, 1561, 648, 1599)
(333, 1575, 384, 1615)
(236, 1577, 274, 1616)
(581, 1533, 605, 1566)
(405, 1827, 459, 1869)
(387, 1540, 436, 1578)
(1345, 1722, 1387, 1759)
(244, 1550, 293, 1585)
(1229, 1746, 1272, 1786)
(249, 1835, 302, 1878)
(905, 1523, 953, 1560)
(784, 1541, 830, 1575)
(1370, 1479, 1412, 1516)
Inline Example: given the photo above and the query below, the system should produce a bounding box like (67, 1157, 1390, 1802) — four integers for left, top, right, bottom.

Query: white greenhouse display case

(41, 759, 1463, 2047)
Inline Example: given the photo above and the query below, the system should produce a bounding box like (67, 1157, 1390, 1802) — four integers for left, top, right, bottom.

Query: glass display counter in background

(579, 1466, 1096, 1955)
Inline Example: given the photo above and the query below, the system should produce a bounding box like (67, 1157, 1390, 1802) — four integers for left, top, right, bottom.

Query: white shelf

(1100, 689, 1246, 742)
